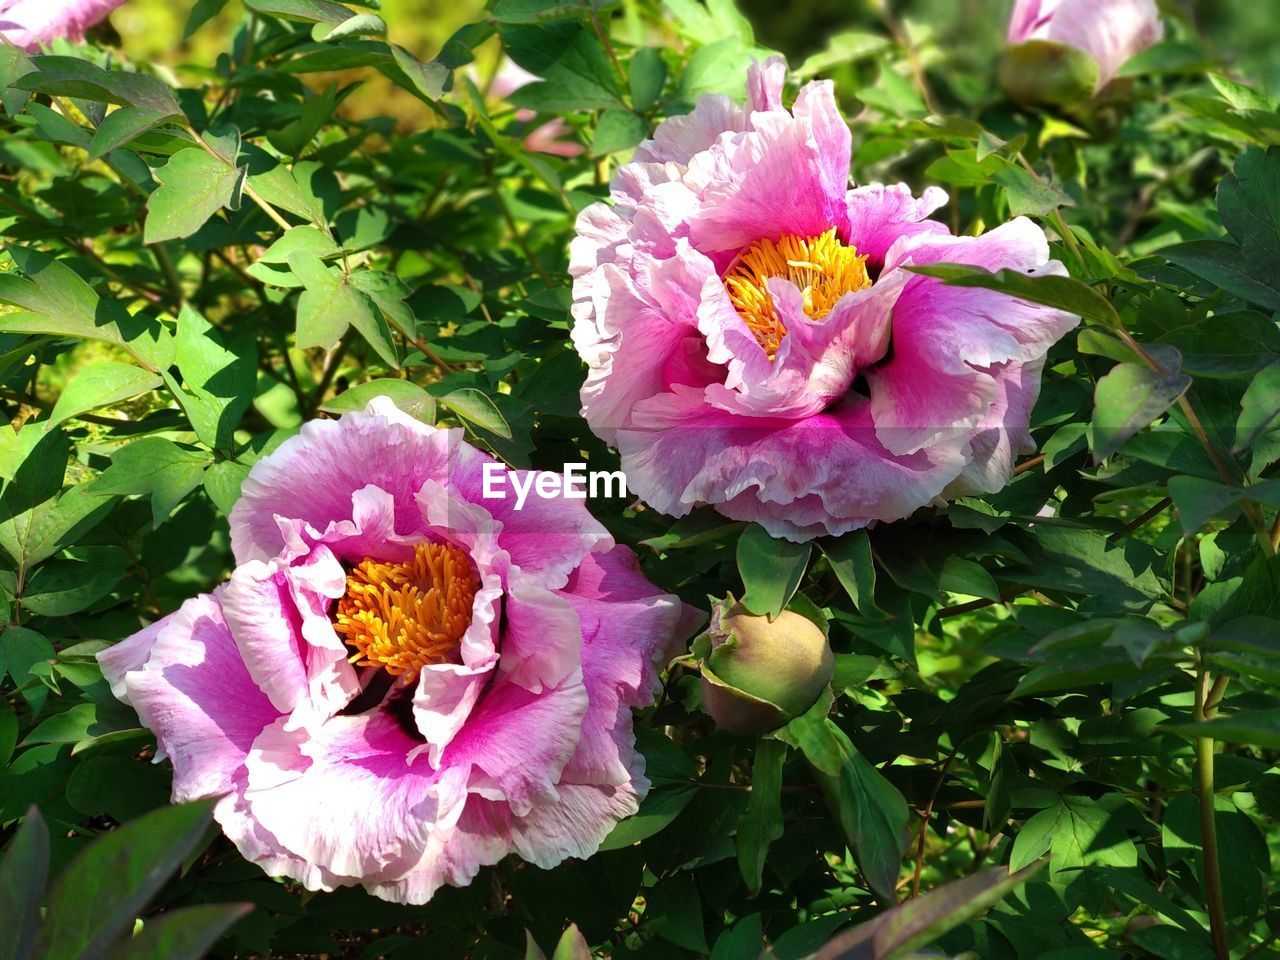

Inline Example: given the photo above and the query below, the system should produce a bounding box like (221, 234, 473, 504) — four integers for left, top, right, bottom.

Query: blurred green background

(104, 0, 1280, 113)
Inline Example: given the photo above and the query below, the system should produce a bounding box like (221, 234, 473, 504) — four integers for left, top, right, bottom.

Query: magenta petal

(497, 582, 584, 694)
(103, 592, 281, 803)
(440, 676, 589, 817)
(944, 359, 1045, 498)
(558, 547, 698, 786)
(411, 656, 497, 766)
(704, 270, 908, 419)
(845, 183, 949, 267)
(230, 398, 460, 564)
(618, 393, 967, 540)
(243, 711, 445, 881)
(868, 219, 1079, 456)
(219, 545, 356, 720)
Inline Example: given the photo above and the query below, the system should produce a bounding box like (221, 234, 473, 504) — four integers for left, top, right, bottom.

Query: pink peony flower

(0, 0, 124, 50)
(489, 59, 585, 159)
(1007, 0, 1164, 90)
(569, 57, 1080, 542)
(97, 398, 699, 904)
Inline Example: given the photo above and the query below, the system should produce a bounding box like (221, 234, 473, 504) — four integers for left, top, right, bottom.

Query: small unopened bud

(1000, 39, 1100, 107)
(694, 600, 834, 736)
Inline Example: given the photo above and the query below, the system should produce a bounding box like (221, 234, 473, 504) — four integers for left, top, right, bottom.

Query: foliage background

(3, 1, 1280, 959)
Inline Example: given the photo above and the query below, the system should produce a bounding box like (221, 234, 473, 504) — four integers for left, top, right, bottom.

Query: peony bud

(999, 39, 1100, 107)
(694, 600, 834, 736)
(1003, 0, 1163, 105)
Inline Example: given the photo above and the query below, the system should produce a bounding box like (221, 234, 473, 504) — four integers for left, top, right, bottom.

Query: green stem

(1195, 665, 1229, 960)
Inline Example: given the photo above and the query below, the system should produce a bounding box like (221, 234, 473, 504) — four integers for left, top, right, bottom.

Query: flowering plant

(1, 1, 1279, 958)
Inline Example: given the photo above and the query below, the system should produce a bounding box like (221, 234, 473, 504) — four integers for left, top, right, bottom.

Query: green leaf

(628, 47, 666, 111)
(14, 56, 180, 115)
(321, 379, 437, 423)
(0, 627, 55, 713)
(89, 105, 179, 160)
(47, 361, 161, 429)
(0, 434, 113, 573)
(1218, 146, 1280, 255)
(819, 532, 883, 619)
(1166, 476, 1280, 534)
(0, 808, 49, 960)
(93, 437, 211, 527)
(245, 0, 353, 23)
(144, 148, 241, 244)
(645, 874, 707, 954)
(1009, 796, 1136, 882)
(173, 305, 257, 452)
(1164, 239, 1280, 312)
(736, 737, 786, 895)
(22, 702, 136, 748)
(591, 109, 647, 156)
(794, 30, 890, 80)
(908, 263, 1111, 325)
(784, 712, 909, 901)
(1091, 358, 1192, 461)
(0, 247, 173, 370)
(1235, 360, 1280, 452)
(992, 163, 1074, 217)
(290, 254, 399, 367)
(737, 523, 810, 619)
(811, 864, 1044, 960)
(35, 800, 218, 960)
(502, 23, 625, 113)
(312, 12, 387, 41)
(20, 546, 128, 616)
(939, 556, 1001, 601)
(108, 903, 253, 960)
(438, 388, 512, 438)
(1162, 709, 1280, 749)
(184, 0, 230, 38)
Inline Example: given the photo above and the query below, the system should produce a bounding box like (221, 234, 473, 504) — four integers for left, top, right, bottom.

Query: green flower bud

(999, 39, 1100, 107)
(694, 600, 834, 736)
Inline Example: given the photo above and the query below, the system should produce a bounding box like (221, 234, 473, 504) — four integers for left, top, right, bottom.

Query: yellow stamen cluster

(723, 228, 872, 357)
(334, 541, 479, 683)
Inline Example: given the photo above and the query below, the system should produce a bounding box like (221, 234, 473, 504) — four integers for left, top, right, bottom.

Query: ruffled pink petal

(703, 270, 907, 419)
(439, 676, 589, 817)
(576, 249, 715, 443)
(497, 582, 584, 694)
(229, 398, 460, 564)
(617, 392, 967, 540)
(418, 447, 613, 592)
(469, 763, 647, 870)
(746, 55, 788, 112)
(102, 592, 281, 803)
(557, 546, 697, 786)
(867, 219, 1078, 456)
(364, 801, 511, 904)
(219, 545, 356, 721)
(943, 359, 1045, 498)
(0, 0, 124, 49)
(97, 614, 168, 703)
(410, 656, 497, 767)
(845, 183, 950, 267)
(685, 105, 851, 257)
(242, 711, 448, 881)
(214, 771, 350, 893)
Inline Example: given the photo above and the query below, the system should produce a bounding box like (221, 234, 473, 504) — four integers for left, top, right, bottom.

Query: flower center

(723, 228, 872, 357)
(334, 541, 479, 683)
